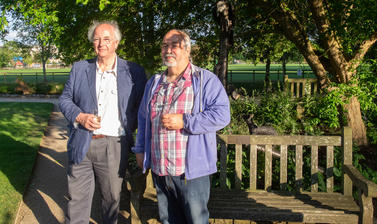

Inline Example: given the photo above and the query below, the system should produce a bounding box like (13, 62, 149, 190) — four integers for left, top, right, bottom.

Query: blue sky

(0, 14, 17, 46)
(1, 30, 17, 45)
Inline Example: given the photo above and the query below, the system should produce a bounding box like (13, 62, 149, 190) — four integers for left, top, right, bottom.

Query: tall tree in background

(2, 0, 60, 81)
(213, 0, 234, 91)
(247, 0, 377, 145)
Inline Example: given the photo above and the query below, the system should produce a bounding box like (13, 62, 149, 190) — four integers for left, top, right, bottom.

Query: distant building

(15, 60, 24, 68)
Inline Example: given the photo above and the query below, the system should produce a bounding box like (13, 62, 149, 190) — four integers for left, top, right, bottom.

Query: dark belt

(92, 134, 106, 139)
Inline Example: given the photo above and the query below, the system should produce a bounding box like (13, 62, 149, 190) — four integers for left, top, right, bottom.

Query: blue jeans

(152, 173, 210, 224)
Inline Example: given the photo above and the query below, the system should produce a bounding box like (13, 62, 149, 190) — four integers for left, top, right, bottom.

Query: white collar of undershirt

(96, 56, 118, 76)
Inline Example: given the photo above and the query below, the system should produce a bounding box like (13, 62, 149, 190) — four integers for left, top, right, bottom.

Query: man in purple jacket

(132, 29, 230, 224)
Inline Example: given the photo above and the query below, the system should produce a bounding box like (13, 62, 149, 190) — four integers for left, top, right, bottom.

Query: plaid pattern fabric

(150, 65, 194, 176)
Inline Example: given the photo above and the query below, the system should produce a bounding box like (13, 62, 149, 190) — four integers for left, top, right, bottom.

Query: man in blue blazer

(59, 20, 146, 224)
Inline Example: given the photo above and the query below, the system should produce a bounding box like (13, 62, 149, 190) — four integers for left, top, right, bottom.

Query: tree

(0, 41, 29, 68)
(1, 1, 60, 81)
(247, 0, 377, 145)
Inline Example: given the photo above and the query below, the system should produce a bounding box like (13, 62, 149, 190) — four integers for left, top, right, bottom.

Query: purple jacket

(132, 64, 230, 179)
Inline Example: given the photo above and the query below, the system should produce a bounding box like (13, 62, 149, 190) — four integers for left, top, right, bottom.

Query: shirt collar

(96, 56, 118, 76)
(162, 63, 192, 83)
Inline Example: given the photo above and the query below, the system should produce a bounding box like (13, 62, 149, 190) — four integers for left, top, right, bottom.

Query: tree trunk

(213, 0, 234, 92)
(282, 55, 287, 76)
(41, 46, 47, 82)
(265, 58, 271, 91)
(214, 33, 228, 91)
(344, 96, 368, 146)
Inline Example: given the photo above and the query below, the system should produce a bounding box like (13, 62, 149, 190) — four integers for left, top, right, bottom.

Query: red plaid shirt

(150, 64, 194, 176)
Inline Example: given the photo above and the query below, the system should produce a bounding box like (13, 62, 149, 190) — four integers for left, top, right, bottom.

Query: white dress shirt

(93, 57, 125, 136)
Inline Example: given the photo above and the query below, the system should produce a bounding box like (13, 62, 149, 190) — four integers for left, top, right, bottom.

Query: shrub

(0, 82, 64, 95)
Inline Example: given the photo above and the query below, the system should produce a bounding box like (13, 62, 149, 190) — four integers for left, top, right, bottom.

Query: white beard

(164, 60, 177, 67)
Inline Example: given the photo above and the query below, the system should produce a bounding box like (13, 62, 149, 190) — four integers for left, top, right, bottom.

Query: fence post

(253, 70, 255, 82)
(230, 70, 232, 83)
(36, 72, 38, 84)
(277, 70, 280, 81)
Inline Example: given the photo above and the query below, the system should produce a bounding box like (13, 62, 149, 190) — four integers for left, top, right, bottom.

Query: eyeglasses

(93, 37, 113, 44)
(161, 42, 183, 50)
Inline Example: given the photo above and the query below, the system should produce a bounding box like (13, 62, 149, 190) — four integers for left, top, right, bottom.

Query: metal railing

(1, 72, 70, 84)
(228, 69, 315, 83)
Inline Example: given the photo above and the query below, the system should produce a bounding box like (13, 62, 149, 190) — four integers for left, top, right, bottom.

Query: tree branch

(350, 32, 377, 68)
(262, 1, 329, 86)
(309, 0, 348, 83)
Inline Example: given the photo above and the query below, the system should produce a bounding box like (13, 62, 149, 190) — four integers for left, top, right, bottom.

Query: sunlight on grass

(0, 102, 53, 224)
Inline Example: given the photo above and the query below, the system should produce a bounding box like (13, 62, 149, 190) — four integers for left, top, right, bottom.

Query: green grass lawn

(0, 68, 71, 84)
(0, 102, 53, 224)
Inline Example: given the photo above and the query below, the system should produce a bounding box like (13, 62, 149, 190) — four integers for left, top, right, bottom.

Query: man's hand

(135, 153, 144, 169)
(75, 113, 101, 131)
(161, 113, 184, 130)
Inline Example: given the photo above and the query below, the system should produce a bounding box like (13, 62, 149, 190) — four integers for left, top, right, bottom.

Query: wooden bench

(129, 127, 377, 223)
(284, 74, 319, 98)
(284, 74, 319, 118)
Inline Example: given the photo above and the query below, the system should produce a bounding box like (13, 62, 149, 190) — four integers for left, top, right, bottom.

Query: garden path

(0, 96, 130, 224)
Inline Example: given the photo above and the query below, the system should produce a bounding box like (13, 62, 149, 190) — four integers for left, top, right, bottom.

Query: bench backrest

(284, 75, 319, 98)
(216, 127, 353, 195)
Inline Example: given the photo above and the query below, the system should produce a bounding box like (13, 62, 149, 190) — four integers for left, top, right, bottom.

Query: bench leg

(359, 189, 374, 224)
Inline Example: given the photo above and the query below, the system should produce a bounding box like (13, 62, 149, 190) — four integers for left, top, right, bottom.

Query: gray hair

(167, 29, 191, 50)
(87, 20, 122, 42)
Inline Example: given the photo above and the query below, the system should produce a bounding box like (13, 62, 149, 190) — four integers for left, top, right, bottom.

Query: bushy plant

(35, 82, 63, 94)
(254, 85, 299, 134)
(300, 90, 346, 135)
(0, 82, 64, 95)
(356, 60, 377, 144)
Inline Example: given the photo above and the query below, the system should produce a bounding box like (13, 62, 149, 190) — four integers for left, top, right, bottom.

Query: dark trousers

(152, 173, 210, 224)
(66, 136, 127, 224)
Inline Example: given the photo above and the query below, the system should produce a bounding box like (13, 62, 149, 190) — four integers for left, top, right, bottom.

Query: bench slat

(264, 145, 272, 191)
(219, 135, 342, 146)
(220, 138, 227, 189)
(311, 145, 318, 192)
(295, 145, 303, 191)
(280, 145, 287, 191)
(235, 144, 242, 190)
(250, 145, 257, 191)
(327, 145, 334, 192)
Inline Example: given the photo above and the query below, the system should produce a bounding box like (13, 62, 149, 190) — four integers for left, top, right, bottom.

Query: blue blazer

(59, 57, 147, 164)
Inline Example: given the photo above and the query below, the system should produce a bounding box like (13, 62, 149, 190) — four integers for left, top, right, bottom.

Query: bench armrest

(343, 164, 377, 197)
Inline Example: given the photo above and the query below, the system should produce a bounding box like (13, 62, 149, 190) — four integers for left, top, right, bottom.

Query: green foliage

(300, 91, 345, 135)
(255, 85, 299, 134)
(356, 60, 377, 144)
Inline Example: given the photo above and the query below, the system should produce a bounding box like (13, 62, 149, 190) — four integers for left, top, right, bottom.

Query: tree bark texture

(344, 96, 368, 146)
